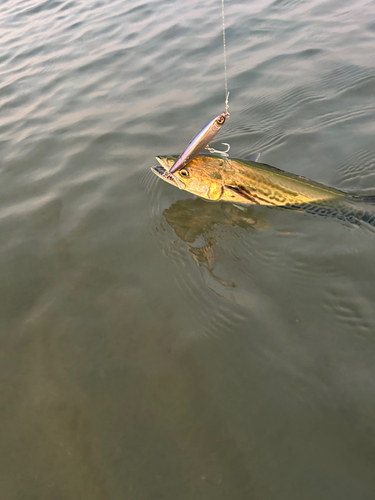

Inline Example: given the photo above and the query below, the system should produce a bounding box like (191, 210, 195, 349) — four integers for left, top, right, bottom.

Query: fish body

(169, 113, 227, 174)
(151, 155, 375, 226)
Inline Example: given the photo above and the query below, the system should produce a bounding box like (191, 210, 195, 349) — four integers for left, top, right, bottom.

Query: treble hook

(205, 142, 231, 158)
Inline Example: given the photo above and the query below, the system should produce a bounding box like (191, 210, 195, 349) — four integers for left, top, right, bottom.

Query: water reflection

(162, 197, 268, 288)
(163, 198, 268, 243)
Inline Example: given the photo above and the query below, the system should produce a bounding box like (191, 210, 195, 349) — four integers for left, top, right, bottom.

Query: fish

(169, 113, 227, 174)
(151, 155, 375, 227)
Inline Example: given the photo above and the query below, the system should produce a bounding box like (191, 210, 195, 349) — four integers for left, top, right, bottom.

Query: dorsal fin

(244, 153, 261, 162)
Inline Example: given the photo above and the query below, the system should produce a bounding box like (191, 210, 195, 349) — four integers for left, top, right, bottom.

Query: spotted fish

(151, 155, 375, 226)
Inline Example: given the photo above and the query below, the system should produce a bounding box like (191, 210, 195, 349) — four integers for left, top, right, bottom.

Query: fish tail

(342, 197, 375, 226)
(294, 199, 375, 227)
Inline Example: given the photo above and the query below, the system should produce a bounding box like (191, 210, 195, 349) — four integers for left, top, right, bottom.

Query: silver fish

(169, 112, 227, 174)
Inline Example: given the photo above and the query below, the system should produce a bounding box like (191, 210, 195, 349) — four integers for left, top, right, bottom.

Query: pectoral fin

(225, 184, 257, 203)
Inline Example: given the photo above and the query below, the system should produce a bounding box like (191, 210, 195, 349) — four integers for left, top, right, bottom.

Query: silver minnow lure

(169, 112, 227, 174)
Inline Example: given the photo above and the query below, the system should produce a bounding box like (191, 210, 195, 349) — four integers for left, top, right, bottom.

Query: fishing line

(221, 0, 230, 116)
(162, 0, 231, 174)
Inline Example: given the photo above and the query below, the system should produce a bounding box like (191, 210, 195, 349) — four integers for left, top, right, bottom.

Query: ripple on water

(322, 280, 375, 341)
(333, 149, 375, 191)
(139, 165, 170, 220)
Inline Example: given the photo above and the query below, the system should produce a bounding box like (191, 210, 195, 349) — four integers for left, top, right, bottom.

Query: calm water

(1, 0, 375, 498)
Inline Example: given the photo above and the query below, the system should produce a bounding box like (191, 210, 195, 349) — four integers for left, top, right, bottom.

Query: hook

(205, 142, 231, 157)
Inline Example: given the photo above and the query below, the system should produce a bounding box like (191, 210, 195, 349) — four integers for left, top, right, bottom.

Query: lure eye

(180, 169, 189, 177)
(216, 115, 225, 125)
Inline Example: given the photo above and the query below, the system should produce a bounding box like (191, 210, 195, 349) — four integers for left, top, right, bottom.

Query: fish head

(152, 155, 225, 201)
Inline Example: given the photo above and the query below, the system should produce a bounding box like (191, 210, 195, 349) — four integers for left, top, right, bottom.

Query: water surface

(1, 0, 375, 498)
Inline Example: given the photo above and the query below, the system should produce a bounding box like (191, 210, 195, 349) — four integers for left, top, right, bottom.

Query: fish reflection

(163, 198, 267, 286)
(163, 197, 267, 243)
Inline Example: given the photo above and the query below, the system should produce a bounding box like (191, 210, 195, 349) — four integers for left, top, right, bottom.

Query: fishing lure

(169, 112, 228, 174)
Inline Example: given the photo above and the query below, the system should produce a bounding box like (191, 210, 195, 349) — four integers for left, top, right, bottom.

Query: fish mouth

(150, 157, 185, 189)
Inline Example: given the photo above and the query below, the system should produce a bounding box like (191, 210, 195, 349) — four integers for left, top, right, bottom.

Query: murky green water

(1, 0, 375, 498)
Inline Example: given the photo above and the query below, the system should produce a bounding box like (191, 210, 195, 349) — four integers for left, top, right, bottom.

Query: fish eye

(180, 169, 189, 177)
